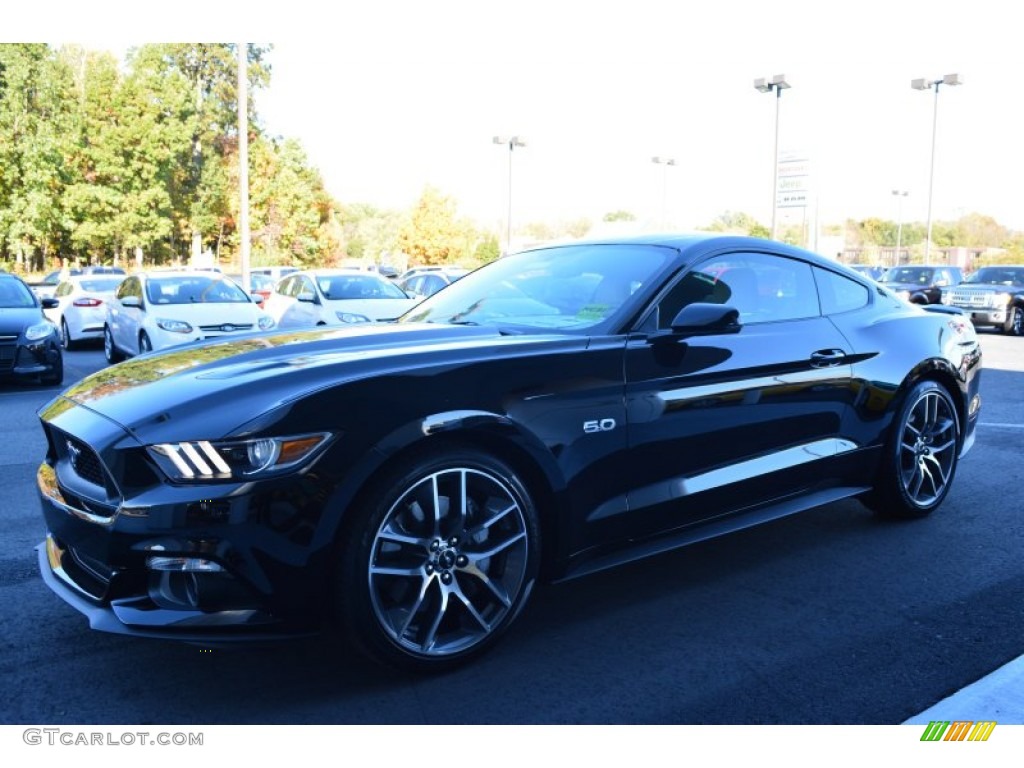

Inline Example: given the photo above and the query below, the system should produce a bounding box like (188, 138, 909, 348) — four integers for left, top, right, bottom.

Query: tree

(702, 211, 769, 238)
(953, 213, 1008, 248)
(397, 186, 471, 266)
(243, 136, 339, 266)
(0, 44, 76, 271)
(142, 44, 271, 261)
(337, 202, 406, 268)
(473, 232, 501, 264)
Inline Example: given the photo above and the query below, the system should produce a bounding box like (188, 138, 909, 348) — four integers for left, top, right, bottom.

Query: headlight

(147, 432, 333, 482)
(157, 318, 194, 334)
(257, 315, 275, 331)
(336, 311, 371, 323)
(992, 292, 1011, 307)
(895, 290, 911, 301)
(25, 321, 57, 342)
(940, 291, 953, 305)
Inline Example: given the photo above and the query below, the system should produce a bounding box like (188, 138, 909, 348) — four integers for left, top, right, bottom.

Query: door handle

(810, 349, 847, 367)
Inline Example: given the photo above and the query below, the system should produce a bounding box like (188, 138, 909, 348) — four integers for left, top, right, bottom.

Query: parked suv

(881, 265, 963, 305)
(941, 265, 1024, 335)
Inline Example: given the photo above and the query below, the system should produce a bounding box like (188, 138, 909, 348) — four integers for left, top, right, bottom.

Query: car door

(47, 279, 72, 326)
(609, 249, 856, 546)
(109, 276, 143, 354)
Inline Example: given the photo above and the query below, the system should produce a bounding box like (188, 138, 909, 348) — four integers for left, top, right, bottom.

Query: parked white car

(43, 274, 125, 349)
(397, 267, 471, 299)
(262, 269, 418, 329)
(103, 270, 275, 362)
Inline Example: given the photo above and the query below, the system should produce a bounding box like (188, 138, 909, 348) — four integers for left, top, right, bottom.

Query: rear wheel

(60, 318, 77, 351)
(863, 380, 960, 518)
(337, 447, 539, 672)
(103, 326, 123, 363)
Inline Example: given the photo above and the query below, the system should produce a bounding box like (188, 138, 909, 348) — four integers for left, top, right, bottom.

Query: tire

(139, 332, 153, 354)
(103, 325, 124, 364)
(60, 318, 77, 351)
(337, 446, 540, 672)
(41, 347, 64, 386)
(1003, 305, 1023, 336)
(863, 380, 960, 518)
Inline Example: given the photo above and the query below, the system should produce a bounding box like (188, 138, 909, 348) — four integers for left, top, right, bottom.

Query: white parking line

(978, 422, 1024, 429)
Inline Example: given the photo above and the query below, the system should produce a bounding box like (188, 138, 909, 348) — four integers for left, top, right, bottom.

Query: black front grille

(65, 435, 107, 488)
(0, 342, 14, 372)
(199, 323, 253, 333)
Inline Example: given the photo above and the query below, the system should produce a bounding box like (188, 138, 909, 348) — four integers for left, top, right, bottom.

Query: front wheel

(1003, 305, 1023, 336)
(103, 326, 123, 364)
(139, 332, 153, 354)
(863, 380, 960, 518)
(337, 447, 540, 672)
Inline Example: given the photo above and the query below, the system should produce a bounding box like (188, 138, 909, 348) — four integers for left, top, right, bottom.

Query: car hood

(145, 302, 266, 324)
(324, 297, 419, 321)
(0, 307, 48, 334)
(882, 280, 929, 290)
(956, 282, 1024, 292)
(42, 322, 586, 443)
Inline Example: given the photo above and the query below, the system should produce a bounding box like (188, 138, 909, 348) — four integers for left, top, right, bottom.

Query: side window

(815, 267, 870, 314)
(56, 281, 72, 298)
(278, 276, 295, 297)
(116, 277, 136, 300)
(651, 252, 819, 329)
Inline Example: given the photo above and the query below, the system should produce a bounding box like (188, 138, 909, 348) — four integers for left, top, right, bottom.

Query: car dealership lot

(1, 333, 1021, 724)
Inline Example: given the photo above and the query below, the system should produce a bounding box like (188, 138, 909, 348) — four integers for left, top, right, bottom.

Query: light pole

(754, 74, 791, 240)
(651, 156, 676, 229)
(911, 74, 962, 262)
(892, 189, 908, 266)
(493, 135, 526, 255)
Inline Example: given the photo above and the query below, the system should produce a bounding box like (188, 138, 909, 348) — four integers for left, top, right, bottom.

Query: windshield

(885, 267, 933, 284)
(400, 243, 673, 331)
(964, 267, 1024, 286)
(317, 273, 408, 300)
(0, 278, 36, 308)
(146, 276, 250, 304)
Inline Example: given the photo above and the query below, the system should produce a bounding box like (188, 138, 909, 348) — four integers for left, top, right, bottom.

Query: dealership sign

(777, 153, 810, 209)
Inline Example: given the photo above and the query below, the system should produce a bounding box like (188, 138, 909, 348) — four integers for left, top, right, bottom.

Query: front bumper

(36, 455, 325, 642)
(952, 307, 1008, 326)
(1, 339, 60, 378)
(38, 536, 305, 642)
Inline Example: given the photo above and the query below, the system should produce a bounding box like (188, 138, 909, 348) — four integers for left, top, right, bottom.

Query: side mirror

(653, 302, 740, 339)
(41, 297, 60, 310)
(672, 302, 740, 332)
(121, 295, 143, 309)
(297, 291, 317, 304)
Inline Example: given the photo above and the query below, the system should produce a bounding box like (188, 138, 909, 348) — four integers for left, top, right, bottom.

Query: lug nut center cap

(438, 550, 457, 570)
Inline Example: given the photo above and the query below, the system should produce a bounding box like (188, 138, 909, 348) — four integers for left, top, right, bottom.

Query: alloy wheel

(367, 466, 530, 658)
(898, 389, 958, 507)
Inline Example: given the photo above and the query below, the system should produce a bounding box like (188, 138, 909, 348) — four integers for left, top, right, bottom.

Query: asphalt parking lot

(1, 331, 1021, 726)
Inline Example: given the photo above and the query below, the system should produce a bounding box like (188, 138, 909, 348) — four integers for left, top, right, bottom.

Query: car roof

(137, 270, 230, 279)
(298, 268, 389, 277)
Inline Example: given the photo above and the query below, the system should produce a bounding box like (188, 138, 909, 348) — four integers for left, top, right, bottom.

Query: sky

(11, 0, 1024, 234)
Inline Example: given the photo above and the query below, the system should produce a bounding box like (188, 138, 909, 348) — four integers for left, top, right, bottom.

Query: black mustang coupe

(36, 235, 982, 671)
